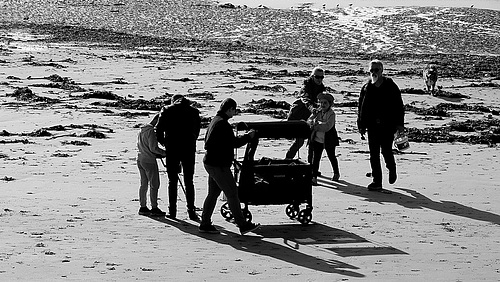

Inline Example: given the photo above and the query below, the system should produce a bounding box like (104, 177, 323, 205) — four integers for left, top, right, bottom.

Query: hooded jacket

(137, 123, 166, 163)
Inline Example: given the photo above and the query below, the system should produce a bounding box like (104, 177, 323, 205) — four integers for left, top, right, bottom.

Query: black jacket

(203, 111, 251, 167)
(156, 99, 201, 151)
(357, 77, 404, 133)
(287, 77, 326, 121)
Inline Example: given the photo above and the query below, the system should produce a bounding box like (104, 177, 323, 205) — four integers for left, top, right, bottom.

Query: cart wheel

(220, 202, 233, 220)
(297, 209, 312, 225)
(285, 204, 299, 219)
(242, 209, 252, 222)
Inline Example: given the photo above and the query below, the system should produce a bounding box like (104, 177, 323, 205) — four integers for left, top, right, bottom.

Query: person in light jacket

(307, 93, 340, 185)
(137, 113, 166, 216)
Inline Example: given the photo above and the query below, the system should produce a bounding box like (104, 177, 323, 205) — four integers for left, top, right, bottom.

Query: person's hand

(307, 105, 316, 113)
(396, 126, 405, 135)
(247, 129, 256, 139)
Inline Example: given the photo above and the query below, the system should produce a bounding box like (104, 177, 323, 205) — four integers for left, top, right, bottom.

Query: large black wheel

(297, 209, 312, 225)
(285, 204, 299, 219)
(220, 202, 233, 220)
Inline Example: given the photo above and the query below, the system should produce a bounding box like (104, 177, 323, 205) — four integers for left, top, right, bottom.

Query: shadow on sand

(317, 176, 500, 225)
(148, 216, 406, 277)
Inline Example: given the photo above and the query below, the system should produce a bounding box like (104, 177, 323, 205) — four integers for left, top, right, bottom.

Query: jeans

(201, 163, 246, 227)
(137, 160, 160, 208)
(367, 126, 396, 184)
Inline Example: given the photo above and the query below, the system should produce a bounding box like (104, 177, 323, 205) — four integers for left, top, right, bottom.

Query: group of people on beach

(136, 59, 405, 235)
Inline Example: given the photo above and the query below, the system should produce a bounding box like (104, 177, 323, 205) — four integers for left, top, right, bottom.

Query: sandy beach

(1, 1, 500, 281)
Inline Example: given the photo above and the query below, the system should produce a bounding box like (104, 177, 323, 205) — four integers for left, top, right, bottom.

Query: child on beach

(137, 113, 167, 216)
(307, 93, 340, 185)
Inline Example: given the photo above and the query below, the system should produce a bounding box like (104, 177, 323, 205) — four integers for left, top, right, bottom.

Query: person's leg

(166, 153, 180, 216)
(325, 146, 340, 177)
(137, 160, 148, 208)
(204, 164, 247, 227)
(200, 171, 221, 226)
(181, 150, 196, 211)
(367, 129, 383, 184)
(381, 130, 396, 170)
(145, 161, 161, 208)
(311, 141, 323, 177)
(381, 128, 397, 183)
(307, 138, 314, 164)
(286, 138, 305, 159)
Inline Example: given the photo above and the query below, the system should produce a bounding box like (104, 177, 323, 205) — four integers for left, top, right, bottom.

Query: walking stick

(160, 158, 187, 199)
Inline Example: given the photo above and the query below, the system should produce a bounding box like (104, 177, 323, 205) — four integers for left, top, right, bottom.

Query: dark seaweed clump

(241, 98, 291, 119)
(408, 118, 500, 145)
(6, 87, 60, 103)
(29, 74, 86, 92)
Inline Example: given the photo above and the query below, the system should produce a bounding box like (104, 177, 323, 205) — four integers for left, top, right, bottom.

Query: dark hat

(171, 94, 184, 104)
(317, 93, 334, 105)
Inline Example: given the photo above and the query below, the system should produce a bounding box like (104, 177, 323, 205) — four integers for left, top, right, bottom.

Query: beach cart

(220, 120, 313, 225)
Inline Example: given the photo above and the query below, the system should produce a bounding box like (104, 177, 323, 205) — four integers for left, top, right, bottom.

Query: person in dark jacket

(199, 98, 260, 235)
(357, 60, 405, 190)
(156, 94, 201, 220)
(285, 67, 326, 159)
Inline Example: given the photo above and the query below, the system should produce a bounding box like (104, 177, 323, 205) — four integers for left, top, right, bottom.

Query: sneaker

(199, 223, 220, 234)
(239, 222, 261, 235)
(188, 209, 199, 221)
(332, 173, 340, 181)
(367, 182, 383, 191)
(311, 177, 318, 186)
(150, 207, 166, 217)
(389, 170, 397, 184)
(138, 207, 151, 216)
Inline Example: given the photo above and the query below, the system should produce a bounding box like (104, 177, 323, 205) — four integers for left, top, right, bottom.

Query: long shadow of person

(317, 177, 500, 225)
(148, 216, 366, 277)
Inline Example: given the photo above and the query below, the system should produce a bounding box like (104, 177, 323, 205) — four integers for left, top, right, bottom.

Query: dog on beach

(423, 64, 438, 94)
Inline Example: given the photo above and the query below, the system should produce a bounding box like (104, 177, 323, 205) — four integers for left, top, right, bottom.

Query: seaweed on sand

(6, 87, 60, 103)
(407, 118, 500, 145)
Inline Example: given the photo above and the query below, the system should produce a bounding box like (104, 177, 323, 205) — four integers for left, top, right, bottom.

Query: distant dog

(423, 64, 438, 94)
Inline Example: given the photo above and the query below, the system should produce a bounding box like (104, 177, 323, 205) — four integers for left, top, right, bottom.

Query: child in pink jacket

(137, 114, 166, 216)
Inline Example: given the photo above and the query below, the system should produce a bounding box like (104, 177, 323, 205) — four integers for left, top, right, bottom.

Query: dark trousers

(201, 163, 246, 227)
(308, 140, 339, 177)
(165, 149, 196, 212)
(286, 138, 305, 159)
(367, 126, 396, 184)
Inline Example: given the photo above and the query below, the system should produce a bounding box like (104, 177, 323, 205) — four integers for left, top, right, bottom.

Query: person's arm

(392, 83, 405, 133)
(233, 129, 254, 148)
(149, 130, 166, 158)
(156, 108, 166, 146)
(313, 111, 335, 132)
(193, 109, 201, 140)
(357, 85, 367, 135)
